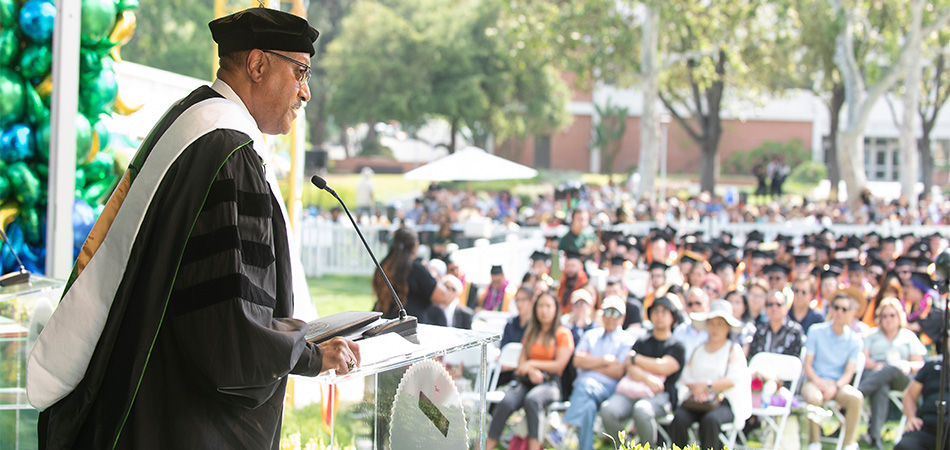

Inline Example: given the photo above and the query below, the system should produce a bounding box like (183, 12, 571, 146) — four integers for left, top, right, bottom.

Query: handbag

(682, 342, 733, 413)
(615, 374, 665, 400)
(508, 435, 527, 450)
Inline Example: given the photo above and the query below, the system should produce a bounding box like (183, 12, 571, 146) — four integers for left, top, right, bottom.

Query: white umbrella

(403, 146, 538, 181)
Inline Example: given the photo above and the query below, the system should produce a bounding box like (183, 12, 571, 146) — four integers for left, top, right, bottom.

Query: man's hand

(320, 337, 360, 374)
(645, 375, 664, 393)
(820, 381, 837, 402)
(905, 416, 923, 432)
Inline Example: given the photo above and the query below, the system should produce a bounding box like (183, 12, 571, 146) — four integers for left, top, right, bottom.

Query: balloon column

(0, 0, 140, 276)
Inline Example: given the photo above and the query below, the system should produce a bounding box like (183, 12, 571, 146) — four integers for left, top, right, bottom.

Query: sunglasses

(603, 308, 624, 319)
(766, 302, 784, 308)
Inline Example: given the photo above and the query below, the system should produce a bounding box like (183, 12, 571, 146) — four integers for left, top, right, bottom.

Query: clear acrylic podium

(0, 275, 66, 450)
(308, 324, 500, 450)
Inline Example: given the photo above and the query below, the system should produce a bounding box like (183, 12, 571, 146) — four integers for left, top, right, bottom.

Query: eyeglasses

(262, 49, 311, 86)
(603, 308, 624, 319)
(766, 302, 784, 308)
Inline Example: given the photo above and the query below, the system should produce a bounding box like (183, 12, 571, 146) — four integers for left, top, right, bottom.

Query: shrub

(788, 160, 828, 185)
(722, 140, 809, 176)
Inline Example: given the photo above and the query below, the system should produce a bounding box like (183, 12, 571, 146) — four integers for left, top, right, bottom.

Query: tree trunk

(898, 3, 923, 211)
(449, 118, 459, 153)
(700, 136, 718, 193)
(363, 119, 379, 155)
(637, 3, 660, 200)
(836, 128, 866, 204)
(827, 83, 845, 199)
(918, 135, 933, 195)
(699, 51, 725, 193)
(307, 91, 329, 149)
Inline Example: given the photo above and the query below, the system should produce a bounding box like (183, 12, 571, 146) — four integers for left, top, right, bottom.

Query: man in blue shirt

(802, 291, 865, 450)
(553, 296, 634, 450)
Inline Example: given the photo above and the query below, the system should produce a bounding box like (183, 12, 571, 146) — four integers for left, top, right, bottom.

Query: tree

(917, 31, 950, 195)
(658, 0, 799, 193)
(830, 0, 950, 211)
(305, 0, 353, 153)
(122, 0, 214, 80)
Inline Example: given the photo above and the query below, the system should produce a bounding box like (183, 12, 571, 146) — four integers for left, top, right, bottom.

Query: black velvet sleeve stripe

(202, 179, 237, 212)
(170, 273, 277, 317)
(180, 225, 241, 266)
(237, 191, 272, 217)
(240, 240, 276, 268)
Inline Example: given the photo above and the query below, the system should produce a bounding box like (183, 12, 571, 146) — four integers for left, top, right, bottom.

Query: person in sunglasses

(553, 296, 634, 450)
(748, 290, 804, 359)
(801, 292, 865, 450)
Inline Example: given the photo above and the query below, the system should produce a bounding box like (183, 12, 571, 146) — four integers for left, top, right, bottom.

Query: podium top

(315, 324, 500, 383)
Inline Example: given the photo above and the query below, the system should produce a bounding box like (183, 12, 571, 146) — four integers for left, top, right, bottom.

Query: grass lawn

(307, 274, 375, 317)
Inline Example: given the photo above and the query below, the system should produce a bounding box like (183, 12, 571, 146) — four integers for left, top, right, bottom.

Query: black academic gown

(35, 86, 323, 450)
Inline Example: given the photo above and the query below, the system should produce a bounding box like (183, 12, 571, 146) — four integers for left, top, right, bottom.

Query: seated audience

(748, 289, 804, 359)
(600, 296, 686, 447)
(563, 289, 599, 347)
(498, 287, 536, 386)
(486, 292, 574, 450)
(440, 275, 474, 329)
(670, 300, 752, 450)
(802, 292, 865, 450)
(788, 274, 825, 333)
(726, 289, 757, 349)
(858, 297, 926, 450)
(479, 265, 516, 312)
(672, 287, 711, 359)
(905, 271, 942, 347)
(745, 278, 770, 326)
(555, 296, 634, 450)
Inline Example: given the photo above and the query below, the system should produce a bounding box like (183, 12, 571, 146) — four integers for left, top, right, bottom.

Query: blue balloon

(73, 198, 96, 255)
(0, 123, 35, 162)
(19, 0, 56, 44)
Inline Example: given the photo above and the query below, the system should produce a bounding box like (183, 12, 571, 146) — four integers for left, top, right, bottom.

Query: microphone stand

(0, 225, 30, 287)
(311, 176, 417, 340)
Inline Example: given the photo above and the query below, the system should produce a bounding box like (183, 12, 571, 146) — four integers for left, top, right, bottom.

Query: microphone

(0, 225, 30, 287)
(310, 175, 417, 339)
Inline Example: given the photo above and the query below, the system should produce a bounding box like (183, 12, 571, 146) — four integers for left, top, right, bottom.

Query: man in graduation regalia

(25, 8, 359, 449)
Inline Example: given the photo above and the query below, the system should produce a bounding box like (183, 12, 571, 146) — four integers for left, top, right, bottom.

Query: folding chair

(889, 389, 906, 443)
(487, 342, 522, 404)
(740, 351, 805, 450)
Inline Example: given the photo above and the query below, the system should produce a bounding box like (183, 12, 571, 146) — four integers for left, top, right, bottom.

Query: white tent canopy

(403, 146, 538, 181)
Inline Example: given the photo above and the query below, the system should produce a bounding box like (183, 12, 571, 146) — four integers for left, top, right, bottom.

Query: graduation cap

(866, 256, 886, 270)
(749, 249, 772, 260)
(813, 242, 832, 253)
(564, 250, 583, 261)
(866, 231, 880, 240)
(846, 260, 866, 273)
(820, 267, 841, 280)
(845, 236, 863, 250)
(530, 251, 550, 262)
(746, 230, 764, 243)
(793, 253, 813, 265)
(490, 265, 504, 275)
(810, 266, 824, 278)
(827, 259, 845, 273)
(765, 263, 790, 275)
(679, 250, 705, 264)
(775, 234, 792, 244)
(915, 255, 932, 269)
(882, 236, 898, 244)
(649, 261, 669, 271)
(210, 7, 320, 56)
(900, 232, 916, 240)
(913, 241, 931, 254)
(711, 256, 738, 273)
(910, 271, 936, 291)
(894, 255, 915, 267)
(610, 255, 628, 267)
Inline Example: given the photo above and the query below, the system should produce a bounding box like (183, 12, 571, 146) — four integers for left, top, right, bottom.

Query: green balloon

(79, 67, 117, 116)
(35, 163, 47, 179)
(75, 167, 87, 189)
(0, 172, 9, 200)
(0, 0, 13, 28)
(80, 0, 117, 47)
(4, 162, 40, 206)
(79, 48, 103, 80)
(34, 117, 50, 161)
(82, 178, 113, 205)
(19, 44, 52, 80)
(16, 207, 40, 245)
(94, 116, 110, 150)
(82, 151, 114, 184)
(24, 82, 48, 125)
(0, 29, 19, 68)
(0, 68, 25, 127)
(116, 0, 139, 12)
(76, 113, 93, 162)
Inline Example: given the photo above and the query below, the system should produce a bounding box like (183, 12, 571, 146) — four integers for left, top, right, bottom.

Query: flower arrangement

(751, 372, 790, 408)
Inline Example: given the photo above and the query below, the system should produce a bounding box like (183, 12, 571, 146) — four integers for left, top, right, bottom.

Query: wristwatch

(706, 380, 713, 390)
(629, 350, 638, 364)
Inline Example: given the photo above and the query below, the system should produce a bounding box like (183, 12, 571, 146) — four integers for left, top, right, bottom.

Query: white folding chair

(487, 342, 522, 404)
(740, 351, 805, 450)
(889, 389, 907, 443)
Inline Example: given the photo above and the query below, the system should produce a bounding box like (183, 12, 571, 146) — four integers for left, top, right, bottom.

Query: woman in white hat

(670, 300, 752, 450)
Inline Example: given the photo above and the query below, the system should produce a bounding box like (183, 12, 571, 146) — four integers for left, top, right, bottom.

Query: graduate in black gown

(27, 8, 359, 449)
